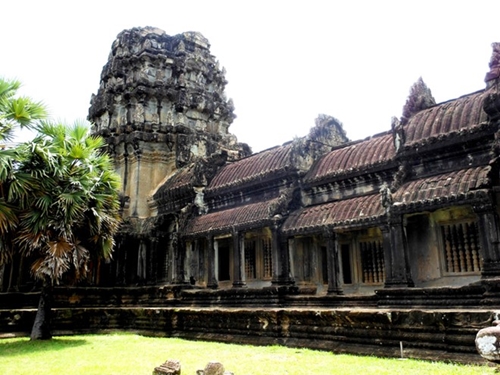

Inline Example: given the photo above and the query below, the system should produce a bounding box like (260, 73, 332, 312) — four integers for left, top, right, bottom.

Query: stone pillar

(474, 204, 500, 278)
(115, 236, 127, 286)
(193, 238, 201, 284)
(382, 216, 413, 288)
(324, 230, 343, 295)
(232, 230, 246, 288)
(131, 139, 142, 217)
(172, 233, 186, 284)
(271, 221, 294, 286)
(206, 235, 218, 289)
(148, 237, 159, 284)
(137, 238, 147, 284)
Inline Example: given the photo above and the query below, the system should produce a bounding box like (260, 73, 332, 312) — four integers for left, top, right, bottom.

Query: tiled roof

(185, 199, 279, 236)
(281, 194, 383, 235)
(304, 133, 395, 184)
(403, 90, 488, 146)
(206, 144, 293, 194)
(393, 166, 491, 210)
(153, 164, 196, 203)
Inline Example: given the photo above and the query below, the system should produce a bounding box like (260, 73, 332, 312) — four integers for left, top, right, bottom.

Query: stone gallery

(3, 26, 500, 362)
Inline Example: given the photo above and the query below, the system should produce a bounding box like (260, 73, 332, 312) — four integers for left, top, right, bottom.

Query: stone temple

(3, 26, 500, 362)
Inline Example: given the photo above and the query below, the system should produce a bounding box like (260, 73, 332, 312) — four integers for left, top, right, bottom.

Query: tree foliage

(0, 77, 121, 286)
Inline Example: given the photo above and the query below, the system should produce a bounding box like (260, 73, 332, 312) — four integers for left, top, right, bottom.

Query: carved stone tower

(88, 27, 249, 219)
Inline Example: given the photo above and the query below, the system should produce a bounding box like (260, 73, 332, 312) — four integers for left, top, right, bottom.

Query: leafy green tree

(0, 77, 47, 266)
(0, 77, 121, 340)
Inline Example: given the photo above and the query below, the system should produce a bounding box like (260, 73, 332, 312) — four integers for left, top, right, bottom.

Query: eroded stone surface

(153, 359, 181, 375)
(476, 321, 500, 363)
(88, 26, 250, 219)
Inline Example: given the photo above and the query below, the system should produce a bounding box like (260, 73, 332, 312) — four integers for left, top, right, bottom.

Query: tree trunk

(30, 278, 53, 340)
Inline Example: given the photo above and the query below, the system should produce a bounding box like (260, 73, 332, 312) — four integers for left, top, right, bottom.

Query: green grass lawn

(0, 333, 494, 375)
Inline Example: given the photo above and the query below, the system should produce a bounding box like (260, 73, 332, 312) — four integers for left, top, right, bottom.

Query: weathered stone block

(196, 361, 229, 375)
(153, 359, 181, 375)
(476, 320, 500, 364)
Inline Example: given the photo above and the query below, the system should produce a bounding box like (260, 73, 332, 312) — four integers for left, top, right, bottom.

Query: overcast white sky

(2, 1, 500, 152)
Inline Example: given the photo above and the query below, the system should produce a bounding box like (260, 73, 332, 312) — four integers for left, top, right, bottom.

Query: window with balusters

(244, 239, 256, 279)
(262, 238, 273, 279)
(244, 236, 273, 280)
(359, 239, 385, 284)
(339, 228, 385, 286)
(440, 220, 481, 274)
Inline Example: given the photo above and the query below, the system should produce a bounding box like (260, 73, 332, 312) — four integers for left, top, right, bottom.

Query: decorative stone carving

(379, 183, 393, 215)
(308, 114, 348, 147)
(485, 42, 500, 86)
(391, 116, 404, 152)
(89, 26, 249, 220)
(400, 77, 436, 125)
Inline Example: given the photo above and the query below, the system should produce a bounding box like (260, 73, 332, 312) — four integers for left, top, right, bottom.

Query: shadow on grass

(0, 337, 88, 357)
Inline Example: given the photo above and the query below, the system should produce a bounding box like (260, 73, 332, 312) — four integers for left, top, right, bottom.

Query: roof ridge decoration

(485, 42, 500, 88)
(392, 78, 436, 152)
(483, 43, 500, 121)
(401, 77, 436, 126)
(308, 114, 348, 146)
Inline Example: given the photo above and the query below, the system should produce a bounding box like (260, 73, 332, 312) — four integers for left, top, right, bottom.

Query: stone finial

(485, 42, 500, 87)
(308, 114, 348, 147)
(400, 77, 436, 125)
(153, 359, 181, 375)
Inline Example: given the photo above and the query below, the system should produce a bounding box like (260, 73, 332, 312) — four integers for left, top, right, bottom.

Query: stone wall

(0, 305, 493, 364)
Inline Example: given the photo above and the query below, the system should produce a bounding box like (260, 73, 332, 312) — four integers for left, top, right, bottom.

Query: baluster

(456, 224, 466, 272)
(369, 241, 376, 283)
(442, 226, 453, 273)
(463, 222, 472, 272)
(451, 225, 460, 272)
(470, 222, 480, 272)
(377, 241, 384, 283)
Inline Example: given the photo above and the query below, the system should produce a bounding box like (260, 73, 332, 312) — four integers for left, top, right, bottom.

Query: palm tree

(0, 78, 46, 142)
(15, 122, 121, 339)
(0, 78, 121, 340)
(0, 77, 47, 275)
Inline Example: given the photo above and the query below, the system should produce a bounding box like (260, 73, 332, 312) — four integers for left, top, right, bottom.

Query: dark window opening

(341, 244, 352, 284)
(218, 241, 231, 281)
(359, 239, 385, 284)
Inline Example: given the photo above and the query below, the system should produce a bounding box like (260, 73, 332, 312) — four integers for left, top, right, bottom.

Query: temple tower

(88, 27, 249, 219)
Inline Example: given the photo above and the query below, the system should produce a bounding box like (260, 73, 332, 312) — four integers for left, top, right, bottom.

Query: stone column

(206, 235, 218, 289)
(382, 216, 413, 288)
(474, 203, 500, 278)
(137, 238, 147, 284)
(115, 236, 127, 286)
(172, 233, 187, 284)
(324, 230, 343, 295)
(271, 221, 294, 286)
(232, 230, 246, 288)
(148, 237, 159, 284)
